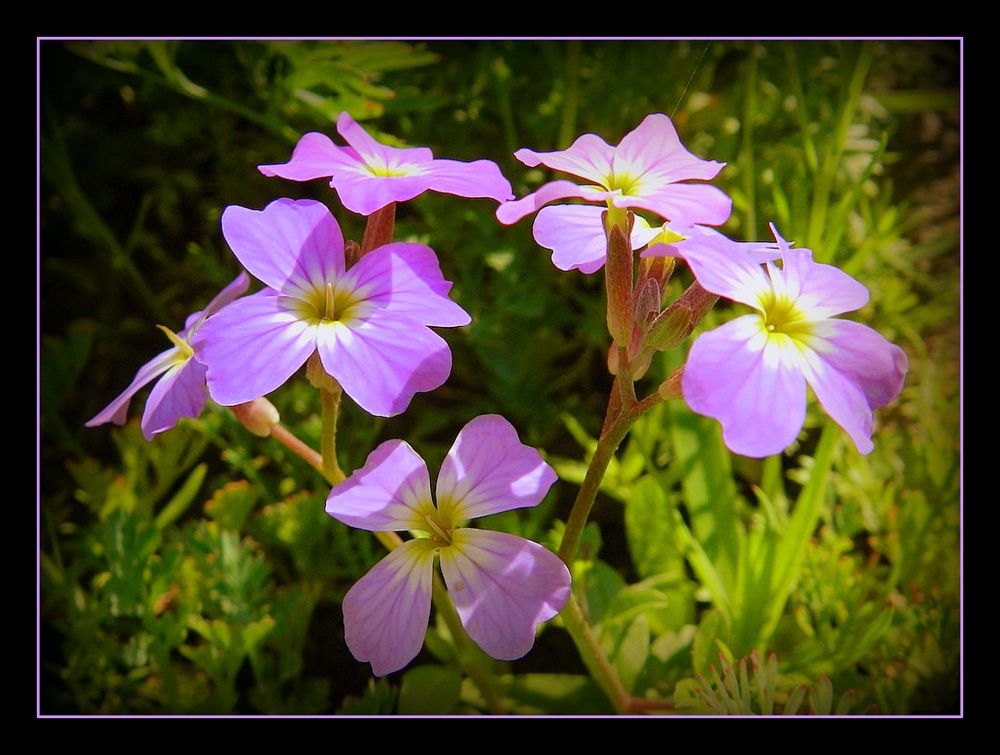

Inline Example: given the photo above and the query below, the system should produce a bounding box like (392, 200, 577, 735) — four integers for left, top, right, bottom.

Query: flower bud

(642, 304, 693, 351)
(657, 365, 685, 401)
(633, 277, 662, 332)
(604, 211, 635, 349)
(231, 397, 280, 437)
(643, 280, 718, 351)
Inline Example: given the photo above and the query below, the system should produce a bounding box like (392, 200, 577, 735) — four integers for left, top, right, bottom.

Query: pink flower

(678, 223, 908, 457)
(258, 112, 514, 216)
(326, 414, 571, 677)
(191, 198, 470, 417)
(496, 113, 731, 228)
(85, 273, 250, 440)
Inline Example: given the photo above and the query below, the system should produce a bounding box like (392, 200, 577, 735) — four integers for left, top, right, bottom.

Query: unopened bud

(231, 397, 280, 437)
(604, 211, 635, 348)
(657, 365, 685, 401)
(643, 304, 693, 351)
(633, 277, 661, 331)
(644, 280, 719, 351)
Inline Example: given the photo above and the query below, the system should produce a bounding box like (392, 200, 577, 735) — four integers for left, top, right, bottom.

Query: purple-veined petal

(193, 289, 318, 406)
(315, 310, 453, 417)
(342, 538, 438, 677)
(533, 205, 687, 274)
(670, 228, 773, 310)
(140, 355, 208, 440)
(347, 242, 471, 327)
(615, 113, 726, 184)
(514, 132, 616, 185)
(85, 348, 179, 428)
(435, 414, 557, 522)
(774, 246, 870, 319)
(439, 529, 571, 662)
(326, 439, 433, 532)
(532, 204, 610, 273)
(496, 179, 615, 225)
(641, 223, 781, 264)
(612, 181, 732, 227)
(798, 318, 909, 453)
(330, 171, 436, 216)
(258, 131, 360, 182)
(336, 111, 435, 172)
(181, 272, 251, 338)
(421, 158, 514, 204)
(221, 199, 345, 298)
(682, 315, 809, 458)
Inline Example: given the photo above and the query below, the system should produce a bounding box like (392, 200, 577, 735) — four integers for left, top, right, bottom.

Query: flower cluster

(87, 114, 571, 679)
(500, 113, 907, 457)
(87, 109, 908, 686)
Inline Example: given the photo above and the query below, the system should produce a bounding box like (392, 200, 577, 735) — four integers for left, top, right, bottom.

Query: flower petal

(682, 315, 808, 457)
(670, 226, 773, 310)
(514, 131, 616, 185)
(192, 289, 317, 406)
(439, 529, 571, 662)
(258, 131, 358, 182)
(326, 439, 433, 531)
(436, 414, 557, 522)
(316, 311, 453, 417)
(182, 272, 251, 337)
(799, 318, 909, 453)
(347, 242, 471, 327)
(342, 538, 438, 677)
(420, 158, 514, 204)
(336, 111, 435, 173)
(85, 347, 179, 428)
(774, 244, 870, 319)
(612, 181, 732, 227)
(615, 113, 726, 183)
(496, 179, 613, 225)
(221, 199, 345, 298)
(139, 356, 208, 440)
(330, 171, 434, 216)
(532, 204, 610, 273)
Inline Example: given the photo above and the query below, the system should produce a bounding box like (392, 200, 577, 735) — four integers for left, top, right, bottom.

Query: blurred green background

(39, 39, 960, 715)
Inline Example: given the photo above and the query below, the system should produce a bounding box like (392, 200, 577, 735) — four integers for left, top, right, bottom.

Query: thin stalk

(559, 593, 631, 713)
(557, 386, 663, 565)
(269, 423, 324, 475)
(320, 385, 346, 486)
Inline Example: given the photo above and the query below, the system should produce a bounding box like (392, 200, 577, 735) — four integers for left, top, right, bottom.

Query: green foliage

(40, 39, 960, 715)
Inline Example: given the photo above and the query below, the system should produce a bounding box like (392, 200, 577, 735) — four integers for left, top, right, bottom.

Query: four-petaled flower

(191, 198, 471, 417)
(325, 414, 572, 677)
(86, 272, 250, 440)
(496, 113, 732, 228)
(259, 111, 514, 216)
(678, 223, 908, 457)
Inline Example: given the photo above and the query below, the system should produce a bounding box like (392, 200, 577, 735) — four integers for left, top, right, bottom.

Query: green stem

(320, 385, 346, 486)
(559, 593, 631, 714)
(557, 385, 663, 565)
(430, 575, 507, 714)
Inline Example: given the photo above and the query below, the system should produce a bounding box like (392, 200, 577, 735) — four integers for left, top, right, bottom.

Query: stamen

(423, 513, 452, 546)
(156, 324, 194, 359)
(325, 282, 337, 321)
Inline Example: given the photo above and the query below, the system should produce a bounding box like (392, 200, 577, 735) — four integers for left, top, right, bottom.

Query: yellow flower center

(290, 281, 371, 327)
(758, 291, 814, 341)
(424, 512, 454, 547)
